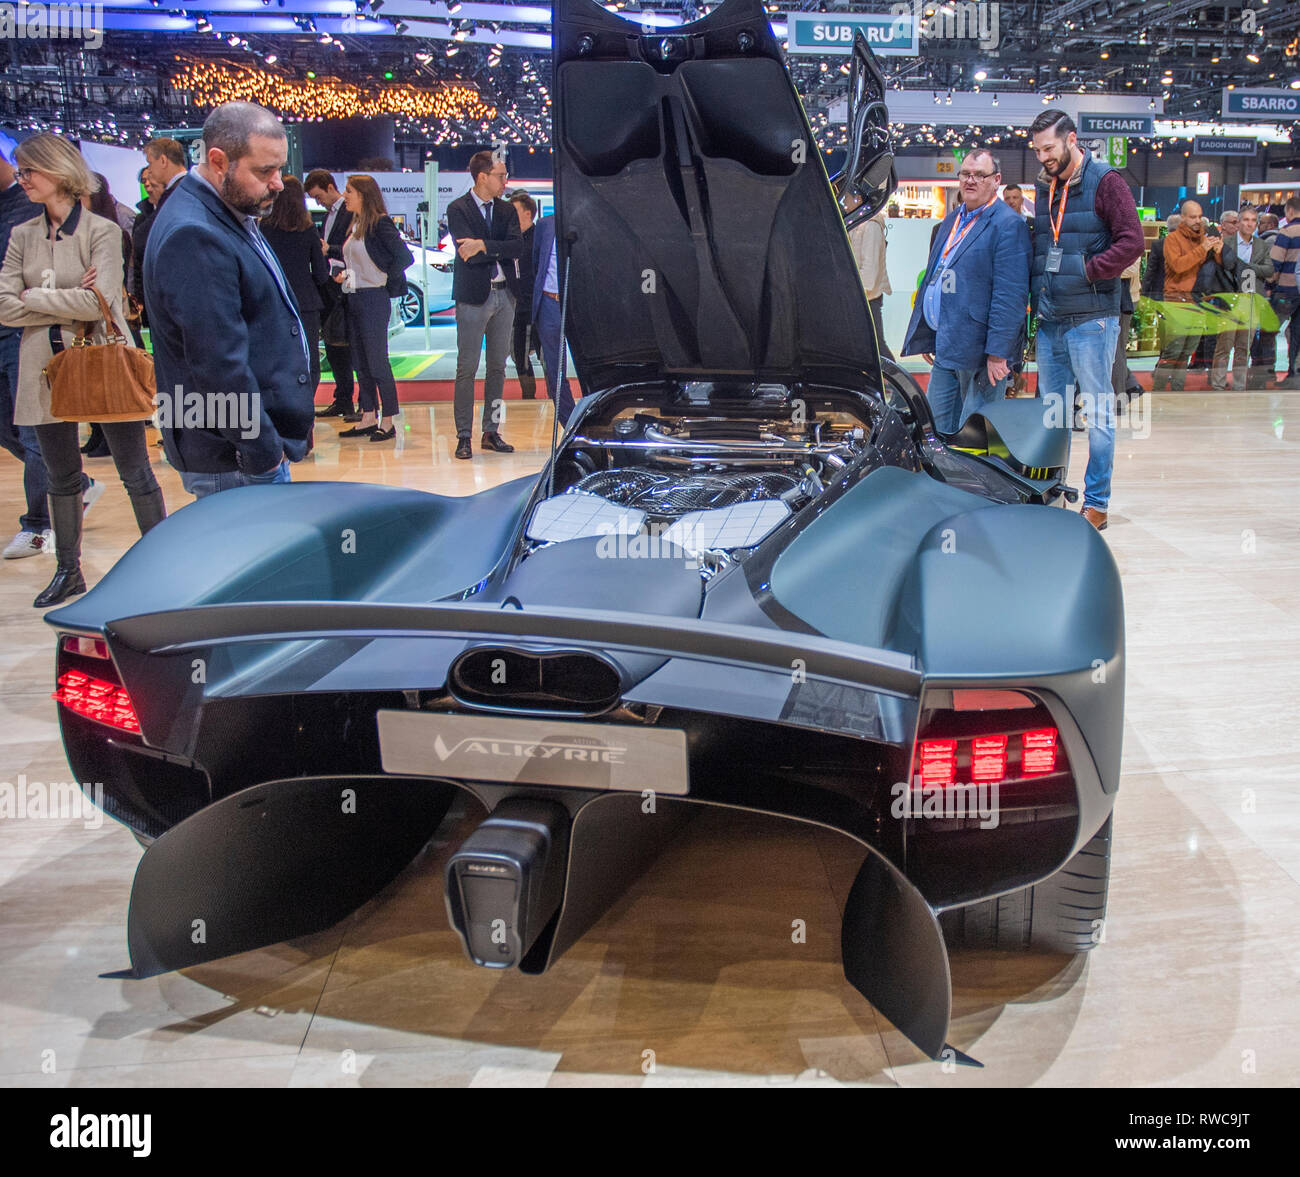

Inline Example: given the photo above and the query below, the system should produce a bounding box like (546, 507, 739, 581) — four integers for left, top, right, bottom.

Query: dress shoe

(455, 436, 472, 460)
(34, 565, 86, 608)
(339, 424, 376, 438)
(369, 426, 396, 442)
(481, 431, 514, 453)
(316, 403, 351, 418)
(1081, 507, 1108, 531)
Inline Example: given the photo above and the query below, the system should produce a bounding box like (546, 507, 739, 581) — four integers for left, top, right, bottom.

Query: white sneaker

(3, 529, 51, 559)
(83, 479, 106, 514)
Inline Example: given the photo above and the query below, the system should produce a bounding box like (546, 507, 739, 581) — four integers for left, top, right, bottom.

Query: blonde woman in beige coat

(0, 133, 165, 608)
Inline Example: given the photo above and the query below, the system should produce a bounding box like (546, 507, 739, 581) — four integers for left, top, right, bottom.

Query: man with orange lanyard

(902, 148, 1031, 433)
(1028, 110, 1144, 531)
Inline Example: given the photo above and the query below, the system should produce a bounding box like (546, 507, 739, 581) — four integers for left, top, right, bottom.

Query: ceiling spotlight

(448, 0, 462, 11)
(264, 53, 277, 63)
(991, 94, 998, 106)
(1148, 98, 1156, 109)
(1291, 79, 1300, 89)
(1248, 53, 1260, 63)
(394, 19, 407, 33)
(369, 0, 383, 10)
(974, 69, 987, 81)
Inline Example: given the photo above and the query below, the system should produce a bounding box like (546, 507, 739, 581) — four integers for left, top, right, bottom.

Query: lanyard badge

(1045, 169, 1072, 274)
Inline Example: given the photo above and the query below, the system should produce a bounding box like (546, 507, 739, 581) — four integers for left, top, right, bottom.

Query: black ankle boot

(35, 492, 86, 608)
(34, 566, 87, 609)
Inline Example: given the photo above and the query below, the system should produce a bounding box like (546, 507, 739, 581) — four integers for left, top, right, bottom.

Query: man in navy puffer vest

(1029, 110, 1144, 532)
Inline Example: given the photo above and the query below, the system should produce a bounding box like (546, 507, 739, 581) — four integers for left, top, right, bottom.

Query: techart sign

(1079, 113, 1155, 136)
(1222, 88, 1300, 119)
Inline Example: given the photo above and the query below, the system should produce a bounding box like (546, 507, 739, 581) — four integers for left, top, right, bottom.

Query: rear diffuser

(106, 777, 455, 979)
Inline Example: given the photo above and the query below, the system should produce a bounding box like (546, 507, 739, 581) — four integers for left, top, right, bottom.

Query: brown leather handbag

(44, 288, 155, 422)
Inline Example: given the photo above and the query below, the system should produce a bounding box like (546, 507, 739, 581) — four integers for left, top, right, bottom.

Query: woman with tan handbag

(0, 133, 166, 608)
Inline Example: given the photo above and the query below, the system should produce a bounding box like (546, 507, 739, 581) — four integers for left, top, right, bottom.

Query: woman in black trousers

(260, 175, 329, 393)
(336, 175, 411, 442)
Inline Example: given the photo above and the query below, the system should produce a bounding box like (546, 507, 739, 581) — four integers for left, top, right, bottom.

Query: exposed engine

(523, 404, 873, 574)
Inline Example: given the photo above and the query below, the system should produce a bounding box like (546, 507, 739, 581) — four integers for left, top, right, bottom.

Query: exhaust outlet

(445, 799, 570, 968)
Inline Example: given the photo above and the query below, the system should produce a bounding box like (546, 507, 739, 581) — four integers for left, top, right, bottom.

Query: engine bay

(522, 385, 881, 574)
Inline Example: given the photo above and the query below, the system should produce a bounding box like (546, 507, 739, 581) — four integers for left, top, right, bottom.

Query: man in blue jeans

(1029, 110, 1144, 531)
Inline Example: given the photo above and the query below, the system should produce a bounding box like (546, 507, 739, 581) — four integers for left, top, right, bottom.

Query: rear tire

(939, 816, 1112, 954)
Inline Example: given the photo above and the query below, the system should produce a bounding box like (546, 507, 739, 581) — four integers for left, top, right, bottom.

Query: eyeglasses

(958, 170, 997, 181)
(15, 168, 38, 182)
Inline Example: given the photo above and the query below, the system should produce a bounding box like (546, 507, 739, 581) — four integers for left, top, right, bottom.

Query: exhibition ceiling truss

(0, 1, 1298, 147)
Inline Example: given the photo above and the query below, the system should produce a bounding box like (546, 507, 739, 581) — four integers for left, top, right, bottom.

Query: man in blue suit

(144, 101, 315, 497)
(531, 214, 576, 427)
(902, 149, 1031, 433)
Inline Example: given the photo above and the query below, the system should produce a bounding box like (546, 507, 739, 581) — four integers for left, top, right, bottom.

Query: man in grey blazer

(1214, 205, 1275, 391)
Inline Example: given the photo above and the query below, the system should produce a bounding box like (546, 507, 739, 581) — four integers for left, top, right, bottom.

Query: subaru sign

(1078, 113, 1155, 136)
(787, 13, 918, 56)
(1194, 135, 1258, 156)
(1222, 88, 1300, 119)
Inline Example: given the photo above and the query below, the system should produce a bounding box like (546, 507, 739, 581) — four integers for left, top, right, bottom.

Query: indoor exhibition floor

(1, 393, 1298, 1087)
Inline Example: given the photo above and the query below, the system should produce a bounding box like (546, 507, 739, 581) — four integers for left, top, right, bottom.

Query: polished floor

(2, 392, 1298, 1087)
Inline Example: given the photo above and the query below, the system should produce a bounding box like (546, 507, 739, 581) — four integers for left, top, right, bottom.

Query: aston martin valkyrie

(47, 0, 1122, 1062)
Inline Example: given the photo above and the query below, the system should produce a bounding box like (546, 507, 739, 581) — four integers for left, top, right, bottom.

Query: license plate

(377, 711, 690, 795)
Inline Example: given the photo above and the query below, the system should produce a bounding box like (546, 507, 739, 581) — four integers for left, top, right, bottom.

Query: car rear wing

(98, 600, 923, 699)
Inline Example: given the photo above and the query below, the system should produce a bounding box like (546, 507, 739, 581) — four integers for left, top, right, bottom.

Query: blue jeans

(181, 457, 291, 499)
(1036, 316, 1119, 513)
(926, 362, 1007, 435)
(536, 294, 576, 427)
(0, 332, 50, 533)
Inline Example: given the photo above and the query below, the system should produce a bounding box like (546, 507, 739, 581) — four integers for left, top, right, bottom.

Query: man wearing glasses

(902, 148, 1031, 434)
(446, 151, 524, 460)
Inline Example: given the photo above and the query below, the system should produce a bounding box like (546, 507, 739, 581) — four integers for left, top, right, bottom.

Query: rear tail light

(970, 734, 1008, 782)
(61, 635, 109, 659)
(911, 722, 1062, 789)
(916, 739, 957, 788)
(1021, 728, 1058, 776)
(53, 670, 140, 734)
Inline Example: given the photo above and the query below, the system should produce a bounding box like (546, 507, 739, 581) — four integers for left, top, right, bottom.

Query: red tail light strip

(1021, 728, 1058, 776)
(914, 728, 1058, 788)
(53, 671, 140, 734)
(917, 739, 957, 789)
